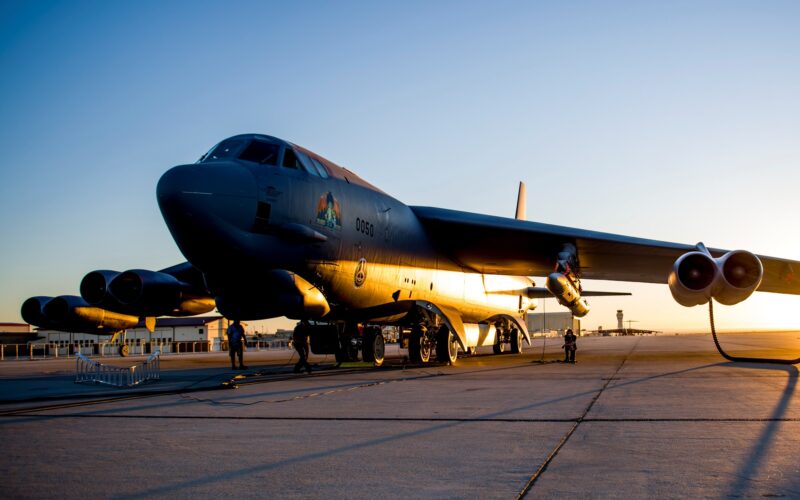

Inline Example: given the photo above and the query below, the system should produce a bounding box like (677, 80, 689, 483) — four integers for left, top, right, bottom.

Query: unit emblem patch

(316, 192, 341, 230)
(354, 258, 367, 288)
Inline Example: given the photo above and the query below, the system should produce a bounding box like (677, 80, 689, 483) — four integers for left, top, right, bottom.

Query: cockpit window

(281, 148, 301, 169)
(294, 150, 320, 176)
(204, 139, 247, 161)
(239, 140, 279, 165)
(310, 157, 330, 178)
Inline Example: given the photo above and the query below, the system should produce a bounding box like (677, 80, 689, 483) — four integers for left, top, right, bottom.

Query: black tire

(119, 344, 129, 357)
(409, 329, 430, 363)
(335, 336, 358, 363)
(362, 329, 376, 363)
(510, 328, 523, 354)
(371, 331, 385, 367)
(435, 326, 458, 364)
(493, 341, 505, 355)
(363, 327, 385, 367)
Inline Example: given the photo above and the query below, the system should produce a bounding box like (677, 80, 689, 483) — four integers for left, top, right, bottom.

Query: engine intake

(669, 249, 763, 307)
(715, 250, 763, 305)
(80, 270, 121, 308)
(21, 296, 53, 328)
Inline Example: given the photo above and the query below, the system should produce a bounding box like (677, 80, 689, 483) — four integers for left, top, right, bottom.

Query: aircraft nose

(157, 162, 258, 233)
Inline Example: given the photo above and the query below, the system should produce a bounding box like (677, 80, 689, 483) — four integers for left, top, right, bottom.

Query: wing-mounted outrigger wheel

(108, 330, 129, 357)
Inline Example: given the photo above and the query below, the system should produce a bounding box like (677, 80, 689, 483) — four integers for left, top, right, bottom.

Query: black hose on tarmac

(709, 299, 800, 365)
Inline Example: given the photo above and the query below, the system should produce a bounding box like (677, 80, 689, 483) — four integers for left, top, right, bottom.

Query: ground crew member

(563, 328, 577, 363)
(226, 319, 247, 370)
(293, 322, 312, 374)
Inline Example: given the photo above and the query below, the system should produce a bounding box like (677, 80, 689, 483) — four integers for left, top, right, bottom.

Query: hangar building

(527, 312, 580, 336)
(38, 316, 233, 354)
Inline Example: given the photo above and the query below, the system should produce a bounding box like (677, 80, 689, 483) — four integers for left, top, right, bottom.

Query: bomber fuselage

(156, 134, 534, 327)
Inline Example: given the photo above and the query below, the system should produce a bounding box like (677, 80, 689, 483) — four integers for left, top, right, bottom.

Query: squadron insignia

(354, 258, 367, 288)
(316, 192, 341, 230)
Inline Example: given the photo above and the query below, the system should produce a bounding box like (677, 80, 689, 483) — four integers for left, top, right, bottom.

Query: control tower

(617, 310, 624, 330)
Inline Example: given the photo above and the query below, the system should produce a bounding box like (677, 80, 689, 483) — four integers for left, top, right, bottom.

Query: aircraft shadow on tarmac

(724, 363, 798, 497)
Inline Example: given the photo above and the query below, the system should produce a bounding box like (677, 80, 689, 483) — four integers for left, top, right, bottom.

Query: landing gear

(492, 341, 505, 355)
(362, 326, 385, 367)
(335, 335, 359, 363)
(435, 326, 458, 364)
(510, 328, 523, 354)
(467, 346, 479, 356)
(408, 326, 431, 363)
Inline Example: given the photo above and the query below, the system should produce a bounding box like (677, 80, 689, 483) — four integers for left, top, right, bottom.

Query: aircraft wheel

(409, 329, 430, 363)
(435, 326, 458, 364)
(118, 344, 129, 357)
(510, 328, 523, 354)
(336, 337, 358, 363)
(363, 327, 385, 367)
(492, 341, 505, 355)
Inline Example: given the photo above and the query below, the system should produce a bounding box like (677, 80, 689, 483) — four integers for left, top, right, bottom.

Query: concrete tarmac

(1, 332, 800, 498)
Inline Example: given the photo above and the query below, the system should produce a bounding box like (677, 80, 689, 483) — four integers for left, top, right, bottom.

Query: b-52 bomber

(22, 134, 800, 364)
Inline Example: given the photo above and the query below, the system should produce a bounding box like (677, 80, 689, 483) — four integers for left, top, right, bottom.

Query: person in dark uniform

(563, 328, 577, 363)
(226, 319, 247, 370)
(293, 322, 312, 374)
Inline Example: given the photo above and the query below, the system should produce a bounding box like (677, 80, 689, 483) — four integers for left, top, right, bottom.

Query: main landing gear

(408, 324, 432, 363)
(493, 322, 523, 355)
(405, 321, 459, 365)
(435, 325, 458, 364)
(334, 323, 385, 367)
(362, 326, 385, 367)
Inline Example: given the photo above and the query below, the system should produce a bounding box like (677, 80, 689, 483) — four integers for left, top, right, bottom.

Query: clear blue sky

(1, 1, 799, 332)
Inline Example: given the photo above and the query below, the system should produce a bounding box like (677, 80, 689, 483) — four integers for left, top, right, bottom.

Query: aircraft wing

(410, 206, 800, 295)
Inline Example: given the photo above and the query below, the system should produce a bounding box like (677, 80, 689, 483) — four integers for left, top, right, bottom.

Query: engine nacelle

(215, 270, 330, 320)
(546, 272, 590, 317)
(21, 295, 139, 333)
(108, 269, 215, 317)
(80, 270, 121, 309)
(668, 251, 718, 307)
(21, 296, 53, 328)
(668, 250, 763, 307)
(714, 250, 763, 305)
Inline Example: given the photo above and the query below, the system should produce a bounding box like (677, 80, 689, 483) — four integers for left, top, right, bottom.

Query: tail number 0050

(356, 217, 374, 237)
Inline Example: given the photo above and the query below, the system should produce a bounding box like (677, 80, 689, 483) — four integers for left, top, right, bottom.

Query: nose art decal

(316, 192, 342, 230)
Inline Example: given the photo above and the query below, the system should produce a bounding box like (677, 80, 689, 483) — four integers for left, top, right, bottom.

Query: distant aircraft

(22, 134, 800, 362)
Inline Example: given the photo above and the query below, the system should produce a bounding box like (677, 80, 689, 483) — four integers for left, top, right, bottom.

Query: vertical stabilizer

(515, 182, 526, 220)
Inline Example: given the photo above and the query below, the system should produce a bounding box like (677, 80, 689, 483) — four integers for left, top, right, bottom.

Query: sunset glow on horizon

(1, 1, 798, 333)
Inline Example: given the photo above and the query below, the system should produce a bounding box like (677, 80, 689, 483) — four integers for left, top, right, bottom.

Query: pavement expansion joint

(5, 414, 800, 423)
(516, 337, 642, 499)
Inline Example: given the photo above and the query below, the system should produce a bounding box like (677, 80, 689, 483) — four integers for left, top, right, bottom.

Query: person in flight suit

(293, 321, 312, 374)
(226, 319, 247, 370)
(563, 328, 577, 363)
